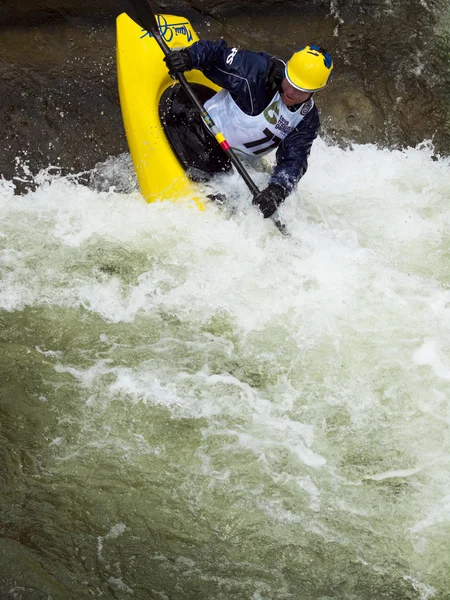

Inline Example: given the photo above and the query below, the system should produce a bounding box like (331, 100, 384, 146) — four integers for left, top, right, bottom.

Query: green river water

(1, 141, 449, 599)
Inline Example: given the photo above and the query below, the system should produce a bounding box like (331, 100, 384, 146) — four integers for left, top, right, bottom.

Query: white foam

(413, 338, 450, 380)
(2, 140, 450, 595)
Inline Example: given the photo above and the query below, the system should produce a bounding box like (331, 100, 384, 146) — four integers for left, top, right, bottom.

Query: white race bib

(204, 90, 314, 158)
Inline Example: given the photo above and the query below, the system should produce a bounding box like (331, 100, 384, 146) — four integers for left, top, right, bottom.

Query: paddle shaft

(120, 0, 287, 234)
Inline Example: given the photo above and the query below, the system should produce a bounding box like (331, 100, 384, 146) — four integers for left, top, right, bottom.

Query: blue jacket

(186, 39, 320, 193)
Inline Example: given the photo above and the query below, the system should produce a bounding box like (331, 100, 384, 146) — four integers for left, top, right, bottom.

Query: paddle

(119, 0, 288, 236)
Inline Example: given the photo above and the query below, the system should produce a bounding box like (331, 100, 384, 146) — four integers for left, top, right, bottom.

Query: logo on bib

(301, 97, 313, 115)
(264, 101, 280, 125)
(275, 115, 293, 135)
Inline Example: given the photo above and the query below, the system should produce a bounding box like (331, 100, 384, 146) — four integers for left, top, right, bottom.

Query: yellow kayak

(116, 12, 220, 207)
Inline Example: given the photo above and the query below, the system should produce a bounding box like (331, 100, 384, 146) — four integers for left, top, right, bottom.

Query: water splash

(0, 139, 449, 599)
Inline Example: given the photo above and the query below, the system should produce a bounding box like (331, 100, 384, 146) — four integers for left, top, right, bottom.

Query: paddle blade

(120, 0, 158, 34)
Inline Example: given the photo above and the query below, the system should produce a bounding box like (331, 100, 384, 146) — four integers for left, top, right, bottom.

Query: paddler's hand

(252, 183, 288, 218)
(164, 49, 193, 78)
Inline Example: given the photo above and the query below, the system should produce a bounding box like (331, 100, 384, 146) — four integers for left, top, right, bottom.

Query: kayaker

(163, 41, 333, 219)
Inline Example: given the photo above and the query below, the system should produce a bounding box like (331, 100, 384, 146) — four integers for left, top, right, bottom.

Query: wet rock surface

(1, 0, 125, 184)
(1, 0, 449, 184)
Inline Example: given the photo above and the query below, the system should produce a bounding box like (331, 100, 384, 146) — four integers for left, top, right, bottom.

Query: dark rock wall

(1, 0, 449, 183)
(1, 0, 125, 182)
(182, 0, 450, 150)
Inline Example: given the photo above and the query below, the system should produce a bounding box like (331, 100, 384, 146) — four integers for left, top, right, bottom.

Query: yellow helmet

(285, 46, 333, 92)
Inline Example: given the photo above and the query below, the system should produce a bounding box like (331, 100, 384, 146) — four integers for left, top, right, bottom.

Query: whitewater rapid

(0, 139, 449, 599)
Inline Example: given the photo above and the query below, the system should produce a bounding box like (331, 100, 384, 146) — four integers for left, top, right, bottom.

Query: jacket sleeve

(186, 40, 271, 114)
(269, 106, 320, 194)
